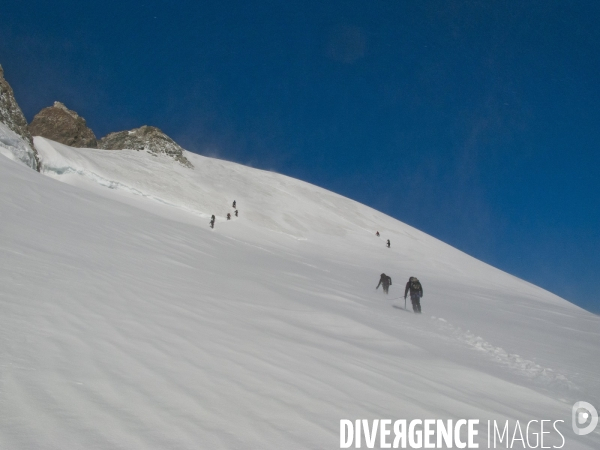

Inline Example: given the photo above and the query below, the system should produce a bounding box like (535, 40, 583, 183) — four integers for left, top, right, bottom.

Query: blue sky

(2, 1, 599, 312)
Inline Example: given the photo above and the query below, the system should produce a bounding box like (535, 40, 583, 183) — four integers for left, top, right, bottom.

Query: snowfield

(1, 132, 599, 449)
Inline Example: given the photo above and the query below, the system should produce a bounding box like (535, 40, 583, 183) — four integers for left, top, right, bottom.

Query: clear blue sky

(2, 1, 599, 312)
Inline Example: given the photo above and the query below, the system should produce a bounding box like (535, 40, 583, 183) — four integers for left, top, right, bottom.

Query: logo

(572, 401, 598, 436)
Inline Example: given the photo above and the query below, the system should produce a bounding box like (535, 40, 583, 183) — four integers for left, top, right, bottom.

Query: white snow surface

(0, 133, 598, 449)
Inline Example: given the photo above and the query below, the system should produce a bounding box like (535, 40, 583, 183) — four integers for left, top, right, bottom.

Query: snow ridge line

(431, 317, 578, 394)
(40, 163, 210, 218)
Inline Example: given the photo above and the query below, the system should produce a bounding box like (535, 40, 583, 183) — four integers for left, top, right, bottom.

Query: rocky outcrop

(29, 101, 97, 148)
(0, 64, 40, 170)
(99, 125, 193, 168)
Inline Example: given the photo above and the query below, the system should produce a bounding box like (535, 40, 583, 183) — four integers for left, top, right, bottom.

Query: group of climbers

(209, 200, 240, 228)
(211, 206, 425, 313)
(377, 273, 423, 313)
(374, 230, 423, 313)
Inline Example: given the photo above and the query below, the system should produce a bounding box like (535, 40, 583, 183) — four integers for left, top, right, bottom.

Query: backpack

(410, 277, 421, 292)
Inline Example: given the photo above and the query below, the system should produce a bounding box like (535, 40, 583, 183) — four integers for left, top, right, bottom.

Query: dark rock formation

(0, 64, 40, 170)
(29, 101, 97, 148)
(99, 125, 193, 168)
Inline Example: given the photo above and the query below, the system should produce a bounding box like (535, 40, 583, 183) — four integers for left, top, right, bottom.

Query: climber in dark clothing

(376, 273, 392, 294)
(404, 277, 423, 313)
(235, 210, 238, 217)
(376, 231, 380, 237)
(227, 213, 231, 220)
(232, 200, 236, 208)
(386, 239, 390, 248)
(210, 215, 215, 229)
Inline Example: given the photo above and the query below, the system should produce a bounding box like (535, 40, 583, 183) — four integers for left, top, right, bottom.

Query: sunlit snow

(1, 133, 598, 449)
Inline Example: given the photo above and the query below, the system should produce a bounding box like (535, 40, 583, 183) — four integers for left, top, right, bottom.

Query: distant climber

(376, 273, 392, 294)
(232, 200, 236, 208)
(227, 213, 231, 220)
(376, 231, 380, 237)
(235, 210, 238, 217)
(386, 239, 390, 248)
(404, 276, 423, 313)
(210, 215, 215, 229)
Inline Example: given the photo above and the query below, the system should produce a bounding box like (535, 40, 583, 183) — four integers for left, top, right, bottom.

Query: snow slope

(1, 133, 599, 449)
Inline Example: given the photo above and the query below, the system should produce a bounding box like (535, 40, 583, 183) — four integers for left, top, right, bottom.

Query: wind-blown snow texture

(1, 133, 599, 449)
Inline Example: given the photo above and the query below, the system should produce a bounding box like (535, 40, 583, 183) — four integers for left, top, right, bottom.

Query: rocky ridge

(29, 101, 98, 148)
(0, 65, 40, 170)
(99, 125, 193, 168)
(1, 63, 193, 171)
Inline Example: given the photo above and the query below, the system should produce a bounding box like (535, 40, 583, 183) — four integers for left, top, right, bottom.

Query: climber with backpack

(376, 273, 392, 294)
(404, 276, 423, 313)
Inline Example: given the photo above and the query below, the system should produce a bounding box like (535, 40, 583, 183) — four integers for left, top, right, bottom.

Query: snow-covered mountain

(1, 129, 599, 449)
